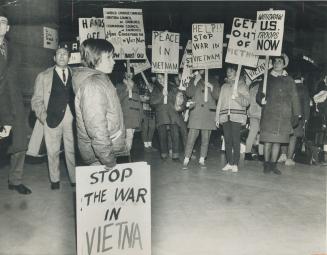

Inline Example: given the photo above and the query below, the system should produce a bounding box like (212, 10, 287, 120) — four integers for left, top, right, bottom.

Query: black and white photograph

(0, 0, 326, 254)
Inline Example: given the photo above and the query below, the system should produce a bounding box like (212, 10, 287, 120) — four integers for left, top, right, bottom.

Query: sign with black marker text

(151, 31, 180, 74)
(76, 162, 151, 255)
(103, 8, 146, 60)
(254, 10, 285, 56)
(192, 23, 224, 69)
(225, 17, 258, 67)
(79, 18, 106, 44)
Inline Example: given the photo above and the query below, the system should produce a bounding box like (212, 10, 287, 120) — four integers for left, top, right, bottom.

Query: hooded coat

(258, 71, 301, 143)
(72, 67, 126, 167)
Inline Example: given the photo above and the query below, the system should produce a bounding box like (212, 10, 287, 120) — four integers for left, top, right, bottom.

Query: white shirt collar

(270, 69, 288, 77)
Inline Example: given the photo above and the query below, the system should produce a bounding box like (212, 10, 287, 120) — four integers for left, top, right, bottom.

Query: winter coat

(150, 81, 184, 128)
(248, 80, 262, 119)
(216, 78, 250, 125)
(73, 67, 126, 167)
(0, 41, 27, 154)
(116, 82, 142, 129)
(258, 71, 301, 143)
(186, 77, 220, 130)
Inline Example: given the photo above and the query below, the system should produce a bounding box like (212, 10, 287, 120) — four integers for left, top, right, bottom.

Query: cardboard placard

(225, 17, 258, 67)
(179, 67, 193, 91)
(130, 58, 151, 75)
(245, 57, 273, 80)
(76, 162, 151, 255)
(43, 27, 58, 50)
(254, 10, 285, 56)
(180, 40, 192, 69)
(78, 18, 106, 44)
(151, 31, 180, 74)
(192, 23, 224, 69)
(103, 8, 146, 60)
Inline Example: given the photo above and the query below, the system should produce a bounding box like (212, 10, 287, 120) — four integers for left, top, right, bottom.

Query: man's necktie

(62, 69, 66, 83)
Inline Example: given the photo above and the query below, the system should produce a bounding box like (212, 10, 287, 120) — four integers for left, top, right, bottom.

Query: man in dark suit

(0, 11, 31, 195)
(31, 43, 76, 190)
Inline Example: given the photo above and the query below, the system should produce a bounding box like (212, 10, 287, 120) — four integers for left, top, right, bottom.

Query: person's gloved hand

(0, 125, 12, 138)
(291, 115, 300, 128)
(257, 91, 265, 101)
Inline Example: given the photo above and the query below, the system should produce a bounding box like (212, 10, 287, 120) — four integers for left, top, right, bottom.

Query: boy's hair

(80, 38, 114, 69)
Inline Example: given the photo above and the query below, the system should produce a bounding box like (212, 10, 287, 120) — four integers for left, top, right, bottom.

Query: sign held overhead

(103, 8, 146, 60)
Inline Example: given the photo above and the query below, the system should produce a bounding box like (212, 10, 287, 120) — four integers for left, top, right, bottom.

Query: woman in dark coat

(257, 54, 301, 174)
(150, 73, 184, 160)
(183, 70, 220, 169)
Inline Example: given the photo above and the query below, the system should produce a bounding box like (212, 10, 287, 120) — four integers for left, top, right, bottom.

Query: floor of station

(0, 132, 326, 255)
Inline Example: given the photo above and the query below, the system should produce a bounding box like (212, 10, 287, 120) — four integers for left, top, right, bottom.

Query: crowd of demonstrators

(257, 54, 301, 174)
(2, 23, 327, 196)
(216, 65, 250, 173)
(139, 74, 156, 150)
(32, 43, 76, 190)
(116, 70, 142, 153)
(183, 70, 220, 169)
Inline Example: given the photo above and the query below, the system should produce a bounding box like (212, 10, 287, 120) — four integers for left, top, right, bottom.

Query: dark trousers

(141, 116, 156, 143)
(222, 120, 241, 165)
(158, 124, 180, 158)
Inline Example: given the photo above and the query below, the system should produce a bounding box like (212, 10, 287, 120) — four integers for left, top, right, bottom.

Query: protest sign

(130, 58, 151, 75)
(225, 17, 258, 67)
(76, 162, 151, 255)
(179, 67, 193, 91)
(192, 23, 224, 69)
(180, 40, 192, 69)
(254, 10, 285, 56)
(245, 58, 273, 80)
(103, 8, 146, 60)
(79, 18, 106, 44)
(151, 31, 180, 74)
(43, 27, 58, 50)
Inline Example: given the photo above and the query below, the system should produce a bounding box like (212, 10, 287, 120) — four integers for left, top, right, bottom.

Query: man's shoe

(8, 184, 32, 195)
(263, 162, 271, 174)
(271, 162, 282, 175)
(244, 153, 254, 161)
(51, 182, 60, 190)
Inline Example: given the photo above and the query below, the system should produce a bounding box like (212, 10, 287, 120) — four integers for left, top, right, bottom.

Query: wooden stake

(126, 60, 132, 98)
(262, 56, 269, 105)
(232, 64, 242, 99)
(204, 68, 208, 102)
(141, 71, 152, 92)
(164, 73, 168, 104)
